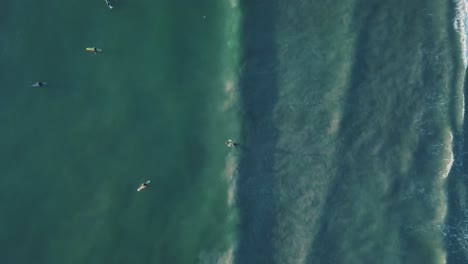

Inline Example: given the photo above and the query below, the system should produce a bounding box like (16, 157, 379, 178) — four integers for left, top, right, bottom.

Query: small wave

(198, 246, 234, 264)
(220, 0, 241, 112)
(432, 131, 452, 226)
(453, 2, 467, 131)
(196, 153, 238, 264)
(221, 80, 237, 111)
(220, 247, 234, 264)
(216, 2, 241, 263)
(224, 152, 238, 206)
(196, 155, 237, 264)
(440, 132, 454, 180)
(435, 131, 453, 264)
(462, 93, 465, 123)
(454, 0, 468, 66)
(327, 111, 341, 135)
(229, 0, 238, 8)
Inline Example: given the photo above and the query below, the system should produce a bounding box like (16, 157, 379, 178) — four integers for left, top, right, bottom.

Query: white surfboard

(137, 181, 151, 192)
(32, 82, 47, 87)
(105, 0, 113, 9)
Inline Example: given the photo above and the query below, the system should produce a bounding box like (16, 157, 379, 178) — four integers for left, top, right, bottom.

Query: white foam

(229, 0, 238, 8)
(220, 0, 241, 112)
(222, 80, 237, 111)
(462, 93, 465, 123)
(440, 132, 454, 180)
(436, 131, 453, 264)
(219, 247, 234, 264)
(224, 152, 237, 206)
(198, 246, 234, 264)
(215, 2, 241, 263)
(196, 153, 237, 264)
(327, 111, 341, 134)
(454, 0, 468, 66)
(453, 1, 467, 128)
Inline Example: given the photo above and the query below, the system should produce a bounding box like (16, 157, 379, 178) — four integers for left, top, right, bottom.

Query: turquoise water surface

(2, 0, 468, 263)
(1, 1, 239, 263)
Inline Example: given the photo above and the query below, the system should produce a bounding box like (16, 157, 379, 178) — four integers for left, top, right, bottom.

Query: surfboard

(86, 48, 102, 52)
(105, 0, 113, 9)
(32, 82, 46, 87)
(137, 181, 151, 192)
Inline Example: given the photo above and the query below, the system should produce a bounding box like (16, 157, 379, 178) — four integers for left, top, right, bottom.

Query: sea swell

(234, 0, 465, 263)
(454, 0, 468, 66)
(234, 0, 280, 263)
(197, 1, 242, 263)
(444, 1, 468, 263)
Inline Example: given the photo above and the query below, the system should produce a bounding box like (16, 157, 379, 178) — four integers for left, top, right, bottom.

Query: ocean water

(2, 0, 468, 263)
(236, 0, 466, 264)
(0, 1, 238, 263)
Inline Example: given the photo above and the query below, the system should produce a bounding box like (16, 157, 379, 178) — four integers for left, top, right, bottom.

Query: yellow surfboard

(86, 48, 102, 52)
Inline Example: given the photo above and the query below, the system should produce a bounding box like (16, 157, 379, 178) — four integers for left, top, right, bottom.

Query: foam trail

(224, 153, 238, 206)
(206, 1, 241, 263)
(220, 247, 234, 264)
(229, 0, 238, 8)
(441, 132, 454, 180)
(445, 5, 468, 263)
(463, 93, 465, 124)
(454, 0, 467, 126)
(433, 133, 452, 264)
(198, 247, 234, 264)
(222, 80, 237, 111)
(197, 142, 238, 264)
(454, 0, 468, 66)
(220, 0, 241, 206)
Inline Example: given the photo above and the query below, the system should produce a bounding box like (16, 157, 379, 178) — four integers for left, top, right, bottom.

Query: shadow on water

(235, 0, 280, 263)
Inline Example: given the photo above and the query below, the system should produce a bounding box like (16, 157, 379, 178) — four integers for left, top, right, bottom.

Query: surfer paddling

(225, 139, 239, 148)
(137, 181, 150, 192)
(105, 0, 113, 9)
(86, 47, 102, 53)
(32, 81, 47, 87)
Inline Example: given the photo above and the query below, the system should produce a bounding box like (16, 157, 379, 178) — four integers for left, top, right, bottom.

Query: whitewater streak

(454, 0, 468, 66)
(443, 2, 468, 264)
(208, 1, 242, 264)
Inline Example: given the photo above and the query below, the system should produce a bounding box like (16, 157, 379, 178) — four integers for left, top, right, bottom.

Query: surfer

(105, 0, 113, 9)
(225, 139, 238, 148)
(32, 81, 47, 87)
(86, 47, 102, 53)
(137, 181, 150, 192)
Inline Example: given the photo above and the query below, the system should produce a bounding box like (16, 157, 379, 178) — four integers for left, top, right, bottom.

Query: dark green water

(235, 0, 465, 263)
(0, 1, 238, 263)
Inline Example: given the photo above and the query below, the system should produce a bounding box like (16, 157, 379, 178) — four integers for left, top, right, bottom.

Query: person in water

(105, 0, 113, 9)
(32, 81, 47, 87)
(88, 47, 101, 53)
(225, 139, 239, 148)
(137, 181, 150, 192)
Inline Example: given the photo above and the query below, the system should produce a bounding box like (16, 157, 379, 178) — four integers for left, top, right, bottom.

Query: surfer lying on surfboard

(86, 47, 102, 53)
(32, 81, 47, 87)
(105, 0, 113, 9)
(137, 181, 150, 192)
(225, 139, 238, 148)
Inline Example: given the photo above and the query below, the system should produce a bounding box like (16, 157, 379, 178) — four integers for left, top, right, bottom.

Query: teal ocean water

(2, 0, 468, 263)
(1, 1, 239, 263)
(237, 0, 466, 263)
